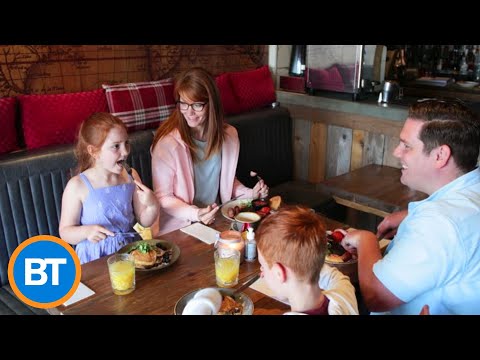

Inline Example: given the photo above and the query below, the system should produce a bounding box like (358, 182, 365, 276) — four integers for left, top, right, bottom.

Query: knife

(233, 272, 261, 296)
(112, 232, 139, 238)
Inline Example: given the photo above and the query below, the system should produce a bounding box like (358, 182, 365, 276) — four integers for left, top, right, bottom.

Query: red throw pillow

(307, 66, 345, 92)
(228, 65, 276, 113)
(325, 65, 345, 92)
(103, 79, 175, 132)
(19, 89, 107, 150)
(0, 97, 19, 154)
(215, 73, 242, 116)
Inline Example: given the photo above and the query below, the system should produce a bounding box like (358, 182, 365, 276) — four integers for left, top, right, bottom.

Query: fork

(122, 162, 142, 190)
(123, 161, 133, 175)
(250, 170, 261, 182)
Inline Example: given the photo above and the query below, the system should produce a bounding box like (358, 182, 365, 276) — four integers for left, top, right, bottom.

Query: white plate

(174, 287, 254, 315)
(456, 81, 479, 88)
(221, 199, 253, 221)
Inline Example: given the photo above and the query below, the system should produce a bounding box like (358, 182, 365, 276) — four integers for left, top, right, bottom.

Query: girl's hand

(134, 180, 157, 207)
(86, 225, 114, 243)
(198, 204, 220, 225)
(252, 178, 269, 199)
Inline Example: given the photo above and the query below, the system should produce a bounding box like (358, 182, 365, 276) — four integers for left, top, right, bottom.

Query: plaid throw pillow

(103, 79, 175, 132)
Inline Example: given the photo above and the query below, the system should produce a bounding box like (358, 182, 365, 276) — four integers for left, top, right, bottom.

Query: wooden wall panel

(294, 118, 311, 181)
(362, 131, 385, 167)
(350, 130, 365, 171)
(383, 136, 401, 168)
(289, 104, 404, 182)
(326, 125, 353, 178)
(288, 104, 403, 138)
(308, 122, 327, 182)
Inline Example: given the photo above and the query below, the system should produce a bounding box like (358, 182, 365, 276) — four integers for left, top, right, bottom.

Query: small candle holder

(216, 230, 245, 263)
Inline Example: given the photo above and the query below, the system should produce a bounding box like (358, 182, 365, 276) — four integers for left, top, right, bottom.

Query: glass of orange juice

(214, 248, 240, 288)
(107, 253, 136, 295)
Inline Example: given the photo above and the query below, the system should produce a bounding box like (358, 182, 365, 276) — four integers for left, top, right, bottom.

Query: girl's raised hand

(134, 180, 158, 207)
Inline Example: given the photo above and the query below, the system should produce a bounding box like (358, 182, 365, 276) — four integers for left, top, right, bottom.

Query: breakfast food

(130, 248, 157, 268)
(227, 202, 252, 218)
(182, 298, 214, 315)
(325, 228, 354, 263)
(268, 195, 282, 211)
(193, 288, 223, 314)
(218, 295, 244, 315)
(226, 198, 273, 220)
(252, 198, 268, 211)
(128, 241, 173, 269)
(181, 288, 243, 315)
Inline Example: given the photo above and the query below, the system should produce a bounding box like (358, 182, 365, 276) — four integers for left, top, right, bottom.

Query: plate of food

(456, 81, 479, 88)
(174, 287, 254, 315)
(221, 198, 254, 221)
(117, 239, 180, 272)
(221, 196, 282, 221)
(325, 228, 358, 283)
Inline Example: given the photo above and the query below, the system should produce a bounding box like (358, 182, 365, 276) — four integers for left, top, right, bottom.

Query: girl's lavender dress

(75, 173, 139, 264)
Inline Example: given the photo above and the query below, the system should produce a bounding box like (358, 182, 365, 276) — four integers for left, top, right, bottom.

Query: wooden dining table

(47, 213, 345, 315)
(317, 164, 428, 218)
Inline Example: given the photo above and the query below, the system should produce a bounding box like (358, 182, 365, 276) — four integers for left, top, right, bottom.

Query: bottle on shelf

(245, 226, 257, 262)
(475, 46, 480, 81)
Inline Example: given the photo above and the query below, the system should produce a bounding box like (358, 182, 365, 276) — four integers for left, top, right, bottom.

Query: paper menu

(63, 282, 95, 307)
(250, 277, 289, 305)
(180, 222, 219, 245)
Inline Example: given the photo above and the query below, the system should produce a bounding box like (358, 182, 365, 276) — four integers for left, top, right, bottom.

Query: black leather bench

(230, 106, 334, 212)
(0, 130, 153, 314)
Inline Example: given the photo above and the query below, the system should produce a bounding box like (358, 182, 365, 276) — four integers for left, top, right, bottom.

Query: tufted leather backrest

(229, 106, 293, 189)
(0, 129, 154, 286)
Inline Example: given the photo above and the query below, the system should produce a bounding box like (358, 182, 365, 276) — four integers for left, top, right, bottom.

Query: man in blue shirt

(342, 99, 480, 315)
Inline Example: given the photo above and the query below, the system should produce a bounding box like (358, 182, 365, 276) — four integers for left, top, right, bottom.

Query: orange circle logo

(8, 235, 81, 309)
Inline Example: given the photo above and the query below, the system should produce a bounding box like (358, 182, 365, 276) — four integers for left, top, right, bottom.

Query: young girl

(59, 112, 159, 264)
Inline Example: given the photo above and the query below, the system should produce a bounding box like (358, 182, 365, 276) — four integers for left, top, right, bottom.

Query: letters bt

(25, 258, 67, 286)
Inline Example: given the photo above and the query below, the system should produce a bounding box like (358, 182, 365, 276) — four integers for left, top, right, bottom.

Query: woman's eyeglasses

(177, 101, 207, 112)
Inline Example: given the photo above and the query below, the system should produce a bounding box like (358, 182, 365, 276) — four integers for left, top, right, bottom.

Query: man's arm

(343, 230, 405, 312)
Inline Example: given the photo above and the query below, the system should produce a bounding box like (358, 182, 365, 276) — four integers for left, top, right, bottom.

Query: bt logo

(8, 235, 81, 309)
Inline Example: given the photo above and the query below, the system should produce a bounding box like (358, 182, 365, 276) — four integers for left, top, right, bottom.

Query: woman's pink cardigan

(151, 124, 253, 236)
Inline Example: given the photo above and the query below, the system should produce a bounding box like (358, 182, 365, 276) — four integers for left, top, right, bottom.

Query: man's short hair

(409, 99, 480, 173)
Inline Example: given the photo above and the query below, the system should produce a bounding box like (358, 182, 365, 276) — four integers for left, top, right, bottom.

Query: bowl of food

(325, 229, 358, 284)
(233, 211, 261, 231)
(174, 287, 254, 315)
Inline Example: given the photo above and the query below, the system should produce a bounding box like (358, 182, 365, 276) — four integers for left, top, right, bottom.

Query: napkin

(180, 222, 219, 245)
(250, 277, 289, 305)
(379, 238, 391, 254)
(63, 282, 95, 307)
